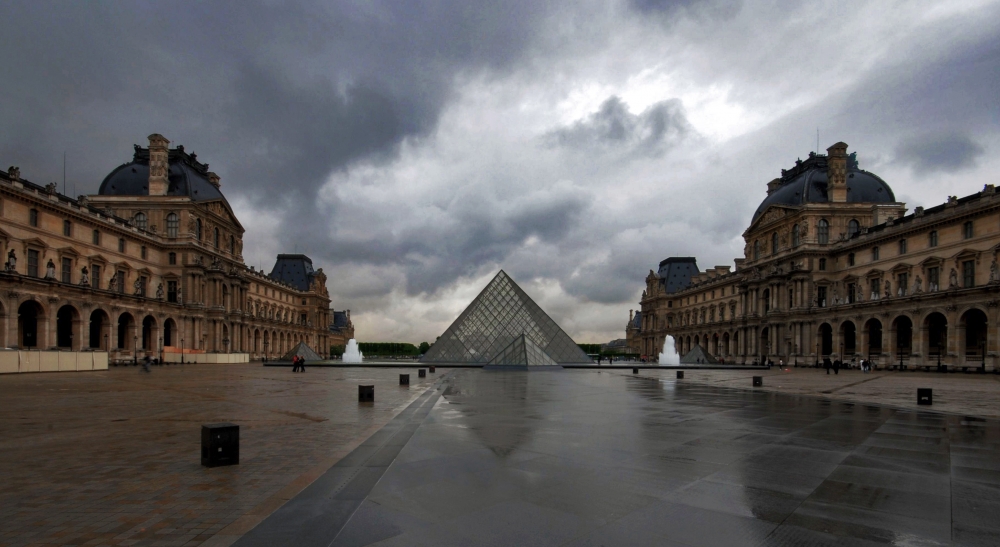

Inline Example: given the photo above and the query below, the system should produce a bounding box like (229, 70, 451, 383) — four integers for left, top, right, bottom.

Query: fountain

(342, 339, 364, 363)
(658, 335, 681, 366)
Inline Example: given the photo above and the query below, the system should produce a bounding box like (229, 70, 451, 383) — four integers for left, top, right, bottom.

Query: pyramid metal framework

(280, 341, 323, 362)
(487, 334, 560, 367)
(421, 270, 591, 364)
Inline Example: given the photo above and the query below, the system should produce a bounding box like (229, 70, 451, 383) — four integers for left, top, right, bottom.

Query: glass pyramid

(486, 334, 560, 367)
(422, 270, 591, 364)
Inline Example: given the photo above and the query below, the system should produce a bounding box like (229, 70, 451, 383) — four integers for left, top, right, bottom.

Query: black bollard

(419, 369, 426, 378)
(400, 374, 410, 386)
(359, 385, 374, 403)
(201, 423, 239, 468)
(677, 371, 684, 379)
(917, 388, 932, 405)
(753, 376, 763, 387)
(633, 368, 638, 374)
(429, 366, 436, 373)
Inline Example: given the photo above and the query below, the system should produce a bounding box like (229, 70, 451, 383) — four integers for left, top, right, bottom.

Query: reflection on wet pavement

(272, 369, 1000, 546)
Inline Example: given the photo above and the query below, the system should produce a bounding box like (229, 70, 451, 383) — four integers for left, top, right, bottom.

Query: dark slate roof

(656, 257, 699, 294)
(269, 254, 316, 291)
(330, 311, 350, 331)
(98, 144, 226, 202)
(630, 313, 641, 329)
(752, 152, 896, 222)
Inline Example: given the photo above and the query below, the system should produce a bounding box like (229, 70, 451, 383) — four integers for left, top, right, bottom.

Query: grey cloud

(546, 96, 693, 156)
(894, 133, 985, 174)
(628, 0, 743, 21)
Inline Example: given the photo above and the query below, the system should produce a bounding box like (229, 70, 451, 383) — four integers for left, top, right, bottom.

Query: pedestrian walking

(299, 356, 306, 372)
(833, 359, 840, 375)
(142, 355, 151, 373)
(824, 358, 831, 375)
(292, 355, 300, 372)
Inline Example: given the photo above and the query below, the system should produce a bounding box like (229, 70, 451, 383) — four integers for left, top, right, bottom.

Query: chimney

(766, 178, 782, 195)
(827, 141, 848, 202)
(207, 172, 221, 188)
(147, 134, 170, 196)
(629, 309, 634, 321)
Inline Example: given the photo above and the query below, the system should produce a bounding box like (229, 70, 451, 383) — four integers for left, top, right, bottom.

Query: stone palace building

(629, 142, 1000, 369)
(0, 134, 352, 373)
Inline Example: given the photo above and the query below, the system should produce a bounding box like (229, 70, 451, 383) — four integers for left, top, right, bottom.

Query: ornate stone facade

(634, 142, 1000, 370)
(0, 134, 351, 369)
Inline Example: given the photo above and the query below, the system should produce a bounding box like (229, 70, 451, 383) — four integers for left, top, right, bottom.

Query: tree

(418, 341, 430, 354)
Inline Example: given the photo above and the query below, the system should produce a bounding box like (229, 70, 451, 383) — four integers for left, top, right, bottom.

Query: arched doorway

(142, 316, 156, 352)
(89, 309, 109, 349)
(961, 308, 988, 364)
(722, 332, 730, 357)
(892, 316, 913, 359)
(254, 329, 261, 356)
(865, 319, 882, 357)
(117, 312, 135, 350)
(712, 334, 719, 356)
(163, 318, 176, 347)
(925, 312, 948, 360)
(762, 289, 770, 313)
(818, 323, 833, 357)
(840, 321, 856, 357)
(57, 305, 79, 349)
(263, 331, 270, 357)
(18, 300, 44, 348)
(759, 327, 770, 359)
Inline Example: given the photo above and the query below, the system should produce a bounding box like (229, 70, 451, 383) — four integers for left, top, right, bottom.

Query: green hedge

(356, 342, 420, 356)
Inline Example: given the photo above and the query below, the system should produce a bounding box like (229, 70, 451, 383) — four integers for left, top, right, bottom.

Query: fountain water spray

(342, 339, 364, 363)
(658, 335, 680, 365)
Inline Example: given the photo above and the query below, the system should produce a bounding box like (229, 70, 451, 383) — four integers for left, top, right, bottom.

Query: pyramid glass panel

(486, 334, 560, 367)
(422, 270, 591, 364)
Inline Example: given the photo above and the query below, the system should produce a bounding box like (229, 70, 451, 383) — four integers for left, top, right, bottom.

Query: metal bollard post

(419, 369, 426, 378)
(917, 388, 932, 405)
(633, 368, 638, 374)
(753, 376, 763, 387)
(400, 374, 410, 386)
(677, 371, 684, 379)
(429, 366, 436, 373)
(359, 385, 374, 402)
(201, 423, 239, 467)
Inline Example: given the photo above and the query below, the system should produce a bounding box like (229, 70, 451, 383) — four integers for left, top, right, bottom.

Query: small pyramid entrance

(281, 342, 322, 362)
(421, 270, 590, 365)
(485, 334, 562, 370)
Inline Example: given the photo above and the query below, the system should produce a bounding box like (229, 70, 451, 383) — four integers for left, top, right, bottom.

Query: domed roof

(752, 151, 895, 222)
(98, 144, 225, 202)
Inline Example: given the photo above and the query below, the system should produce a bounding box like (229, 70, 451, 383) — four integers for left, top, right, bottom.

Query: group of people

(291, 355, 307, 372)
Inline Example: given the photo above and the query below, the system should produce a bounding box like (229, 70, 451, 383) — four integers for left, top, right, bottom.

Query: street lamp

(180, 337, 185, 364)
(133, 335, 138, 365)
(263, 340, 269, 363)
(158, 336, 163, 365)
(104, 333, 108, 352)
(223, 337, 230, 354)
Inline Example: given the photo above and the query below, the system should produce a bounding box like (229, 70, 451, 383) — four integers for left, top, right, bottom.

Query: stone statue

(6, 248, 15, 272)
(884, 280, 891, 299)
(45, 259, 56, 279)
(79, 266, 89, 286)
(133, 277, 143, 296)
(7, 166, 20, 180)
(108, 272, 118, 292)
(913, 275, 922, 294)
(832, 287, 839, 305)
(856, 283, 863, 302)
(897, 284, 904, 297)
(990, 259, 1000, 284)
(155, 283, 164, 299)
(949, 268, 959, 289)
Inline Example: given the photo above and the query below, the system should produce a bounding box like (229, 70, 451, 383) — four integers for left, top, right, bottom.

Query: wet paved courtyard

(240, 369, 1000, 547)
(5, 366, 1000, 546)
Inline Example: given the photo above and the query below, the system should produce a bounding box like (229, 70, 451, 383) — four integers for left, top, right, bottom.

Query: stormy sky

(2, 0, 998, 344)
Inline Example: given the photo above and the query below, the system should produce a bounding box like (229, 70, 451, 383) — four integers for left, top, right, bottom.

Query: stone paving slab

(0, 363, 438, 547)
(632, 366, 1000, 418)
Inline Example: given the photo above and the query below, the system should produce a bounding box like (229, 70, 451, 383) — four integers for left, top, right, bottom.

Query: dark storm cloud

(894, 133, 985, 174)
(628, 0, 743, 20)
(0, 0, 553, 195)
(547, 96, 693, 156)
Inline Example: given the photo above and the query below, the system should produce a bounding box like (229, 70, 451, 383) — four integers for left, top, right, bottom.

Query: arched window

(134, 212, 147, 230)
(166, 213, 179, 238)
(196, 219, 202, 241)
(214, 227, 220, 248)
(792, 224, 800, 247)
(753, 241, 761, 260)
(771, 232, 778, 255)
(818, 219, 829, 244)
(848, 219, 859, 237)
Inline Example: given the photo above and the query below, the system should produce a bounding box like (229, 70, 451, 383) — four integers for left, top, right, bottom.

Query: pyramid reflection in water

(421, 270, 590, 366)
